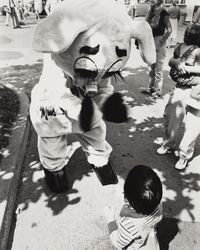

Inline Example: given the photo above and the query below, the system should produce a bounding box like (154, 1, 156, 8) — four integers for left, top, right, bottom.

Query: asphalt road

(0, 14, 200, 250)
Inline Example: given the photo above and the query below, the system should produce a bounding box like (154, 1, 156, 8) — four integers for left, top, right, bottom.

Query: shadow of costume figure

(30, 0, 156, 193)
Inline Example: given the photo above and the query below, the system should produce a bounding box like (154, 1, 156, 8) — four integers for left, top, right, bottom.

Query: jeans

(149, 36, 166, 95)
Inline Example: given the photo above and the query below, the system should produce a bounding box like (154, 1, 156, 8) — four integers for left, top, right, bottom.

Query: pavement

(0, 14, 200, 250)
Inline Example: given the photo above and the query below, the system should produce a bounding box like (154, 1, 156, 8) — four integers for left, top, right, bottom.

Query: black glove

(80, 95, 94, 132)
(102, 92, 128, 123)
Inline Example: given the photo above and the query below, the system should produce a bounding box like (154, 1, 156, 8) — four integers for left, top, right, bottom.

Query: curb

(0, 87, 30, 250)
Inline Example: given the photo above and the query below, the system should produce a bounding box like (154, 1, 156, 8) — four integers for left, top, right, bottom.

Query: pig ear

(130, 20, 156, 65)
(32, 0, 120, 53)
(32, 11, 88, 53)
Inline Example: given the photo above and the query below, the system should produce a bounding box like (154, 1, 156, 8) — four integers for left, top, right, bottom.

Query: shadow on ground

(0, 63, 200, 249)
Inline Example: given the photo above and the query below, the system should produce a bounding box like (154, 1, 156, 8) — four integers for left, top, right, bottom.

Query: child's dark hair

(184, 24, 200, 46)
(124, 165, 162, 215)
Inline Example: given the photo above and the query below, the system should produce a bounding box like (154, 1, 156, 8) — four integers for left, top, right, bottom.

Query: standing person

(175, 85, 200, 170)
(45, 0, 61, 15)
(5, 0, 21, 28)
(104, 165, 163, 249)
(14, 0, 25, 25)
(157, 24, 200, 155)
(193, 6, 200, 25)
(167, 0, 180, 48)
(141, 0, 172, 99)
(34, 0, 42, 19)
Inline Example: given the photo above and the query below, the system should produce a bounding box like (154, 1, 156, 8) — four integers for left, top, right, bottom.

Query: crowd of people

(2, 0, 62, 28)
(106, 1, 200, 248)
(139, 0, 200, 172)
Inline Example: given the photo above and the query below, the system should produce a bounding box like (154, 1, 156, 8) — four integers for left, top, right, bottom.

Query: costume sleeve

(93, 78, 114, 109)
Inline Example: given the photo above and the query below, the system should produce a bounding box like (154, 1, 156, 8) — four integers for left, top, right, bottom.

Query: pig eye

(79, 45, 100, 55)
(116, 46, 127, 57)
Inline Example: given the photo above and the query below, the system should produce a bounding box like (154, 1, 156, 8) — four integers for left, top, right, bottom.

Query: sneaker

(141, 87, 155, 95)
(150, 92, 161, 99)
(157, 145, 173, 155)
(175, 158, 188, 170)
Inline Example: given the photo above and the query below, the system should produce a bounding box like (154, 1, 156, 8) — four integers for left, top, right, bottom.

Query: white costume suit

(30, 54, 113, 171)
(30, 0, 156, 174)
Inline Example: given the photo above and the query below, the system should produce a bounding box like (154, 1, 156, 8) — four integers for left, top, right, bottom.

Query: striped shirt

(109, 204, 162, 249)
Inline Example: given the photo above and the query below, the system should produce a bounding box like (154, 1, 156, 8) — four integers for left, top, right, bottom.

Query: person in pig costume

(31, 0, 156, 193)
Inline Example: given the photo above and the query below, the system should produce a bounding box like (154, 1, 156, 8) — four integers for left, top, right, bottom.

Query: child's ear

(124, 197, 128, 203)
(102, 92, 129, 123)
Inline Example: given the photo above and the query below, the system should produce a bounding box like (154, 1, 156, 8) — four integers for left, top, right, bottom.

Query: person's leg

(12, 7, 21, 27)
(153, 36, 166, 97)
(141, 63, 156, 94)
(75, 119, 118, 185)
(157, 88, 191, 154)
(38, 135, 69, 192)
(9, 9, 16, 28)
(175, 111, 200, 170)
(5, 12, 10, 26)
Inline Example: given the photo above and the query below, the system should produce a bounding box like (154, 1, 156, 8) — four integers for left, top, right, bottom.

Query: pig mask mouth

(73, 57, 123, 97)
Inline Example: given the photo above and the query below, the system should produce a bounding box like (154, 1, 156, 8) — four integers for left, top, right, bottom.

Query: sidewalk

(0, 14, 42, 249)
(0, 15, 200, 250)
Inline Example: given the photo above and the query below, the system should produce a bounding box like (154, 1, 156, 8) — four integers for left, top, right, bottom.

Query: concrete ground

(0, 13, 200, 250)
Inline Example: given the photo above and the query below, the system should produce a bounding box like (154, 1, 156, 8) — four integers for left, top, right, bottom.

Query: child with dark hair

(157, 24, 200, 155)
(104, 165, 163, 249)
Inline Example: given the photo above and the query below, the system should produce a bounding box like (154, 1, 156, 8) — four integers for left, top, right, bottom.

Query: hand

(177, 62, 187, 75)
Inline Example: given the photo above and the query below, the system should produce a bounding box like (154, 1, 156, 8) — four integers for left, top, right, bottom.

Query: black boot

(44, 167, 69, 193)
(91, 162, 118, 186)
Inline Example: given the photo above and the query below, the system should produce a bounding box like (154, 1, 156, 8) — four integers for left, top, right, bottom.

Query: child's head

(124, 165, 162, 215)
(184, 24, 200, 46)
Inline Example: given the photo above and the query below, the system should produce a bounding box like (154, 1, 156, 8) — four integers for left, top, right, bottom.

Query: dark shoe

(13, 26, 18, 29)
(141, 87, 155, 95)
(17, 26, 22, 28)
(44, 167, 69, 193)
(91, 162, 118, 186)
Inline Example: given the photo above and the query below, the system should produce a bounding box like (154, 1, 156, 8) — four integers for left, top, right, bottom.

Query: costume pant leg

(74, 119, 112, 167)
(164, 88, 191, 148)
(37, 135, 68, 172)
(178, 112, 200, 160)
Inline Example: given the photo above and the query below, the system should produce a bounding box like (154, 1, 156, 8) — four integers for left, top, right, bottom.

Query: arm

(184, 63, 200, 75)
(190, 84, 200, 101)
(45, 0, 50, 15)
(93, 78, 114, 109)
(160, 14, 172, 45)
(104, 205, 140, 249)
(193, 7, 200, 24)
(168, 56, 182, 68)
(177, 9, 181, 22)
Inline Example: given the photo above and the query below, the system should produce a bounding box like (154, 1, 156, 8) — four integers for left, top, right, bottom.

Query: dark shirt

(152, 9, 169, 37)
